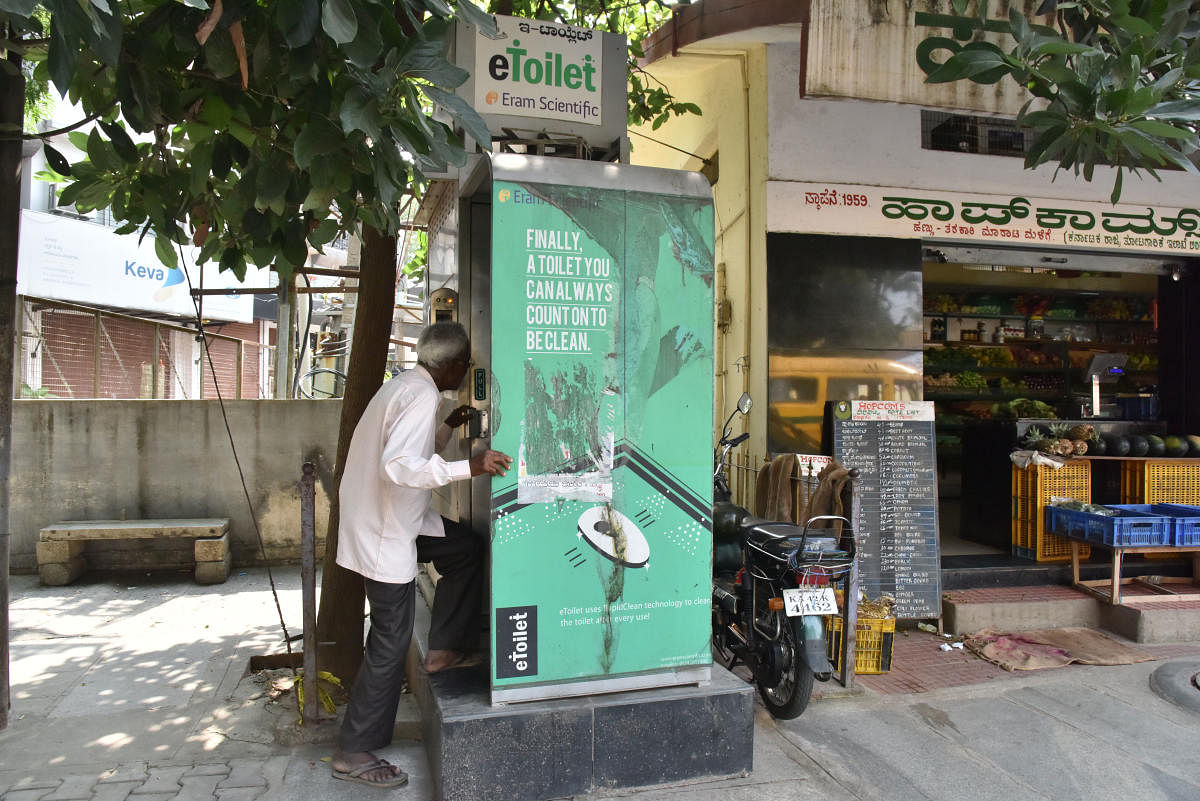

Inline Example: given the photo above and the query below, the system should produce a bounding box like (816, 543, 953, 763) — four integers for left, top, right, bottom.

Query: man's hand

(444, 405, 475, 429)
(470, 449, 513, 477)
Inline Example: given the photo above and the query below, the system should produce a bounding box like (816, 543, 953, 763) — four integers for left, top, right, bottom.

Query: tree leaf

(86, 127, 122, 173)
(1112, 14, 1158, 38)
(308, 218, 340, 246)
(55, 178, 92, 209)
(454, 0, 498, 37)
(1130, 119, 1197, 141)
(43, 143, 72, 176)
(1028, 38, 1094, 58)
(154, 234, 180, 270)
(211, 137, 232, 180)
(47, 18, 78, 98)
(294, 117, 345, 169)
(0, 0, 41, 15)
(321, 0, 358, 44)
(98, 119, 139, 163)
(339, 85, 383, 141)
(344, 9, 384, 68)
(421, 83, 491, 149)
(1009, 8, 1031, 43)
(278, 0, 321, 48)
(1110, 168, 1124, 205)
(1147, 100, 1200, 121)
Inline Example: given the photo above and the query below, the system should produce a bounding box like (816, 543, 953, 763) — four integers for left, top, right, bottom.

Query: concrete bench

(37, 518, 232, 586)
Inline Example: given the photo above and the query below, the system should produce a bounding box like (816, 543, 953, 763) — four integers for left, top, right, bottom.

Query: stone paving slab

(87, 782, 142, 801)
(130, 767, 186, 796)
(41, 776, 99, 801)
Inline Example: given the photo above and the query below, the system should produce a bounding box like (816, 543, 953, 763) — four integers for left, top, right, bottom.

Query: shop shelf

(1011, 462, 1091, 562)
(826, 616, 895, 675)
(1118, 461, 1200, 505)
(1046, 505, 1171, 547)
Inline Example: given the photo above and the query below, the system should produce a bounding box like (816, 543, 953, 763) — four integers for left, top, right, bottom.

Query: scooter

(711, 393, 856, 719)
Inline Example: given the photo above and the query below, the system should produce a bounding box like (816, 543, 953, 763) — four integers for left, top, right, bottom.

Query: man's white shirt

(336, 366, 471, 583)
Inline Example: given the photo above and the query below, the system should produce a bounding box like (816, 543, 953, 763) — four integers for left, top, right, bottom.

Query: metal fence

(17, 296, 272, 399)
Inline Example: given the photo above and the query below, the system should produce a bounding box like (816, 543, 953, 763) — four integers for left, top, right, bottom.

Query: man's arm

(434, 405, 474, 452)
(382, 391, 471, 489)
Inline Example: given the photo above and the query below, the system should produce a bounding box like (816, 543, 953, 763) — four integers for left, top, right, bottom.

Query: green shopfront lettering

(488, 41, 598, 92)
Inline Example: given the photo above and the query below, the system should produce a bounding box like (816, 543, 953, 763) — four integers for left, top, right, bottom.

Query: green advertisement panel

(489, 164, 714, 700)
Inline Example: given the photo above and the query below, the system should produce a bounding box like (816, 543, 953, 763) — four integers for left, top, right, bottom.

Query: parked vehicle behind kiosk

(711, 394, 857, 718)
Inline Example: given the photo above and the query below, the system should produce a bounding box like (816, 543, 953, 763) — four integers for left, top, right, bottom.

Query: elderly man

(331, 321, 511, 788)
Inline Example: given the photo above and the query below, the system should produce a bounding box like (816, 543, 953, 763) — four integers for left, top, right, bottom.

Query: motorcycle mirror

(736, 392, 752, 415)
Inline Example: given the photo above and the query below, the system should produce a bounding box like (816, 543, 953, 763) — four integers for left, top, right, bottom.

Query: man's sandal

(331, 758, 409, 788)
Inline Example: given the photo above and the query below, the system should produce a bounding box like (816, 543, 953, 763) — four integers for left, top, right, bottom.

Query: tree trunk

(0, 56, 26, 732)
(314, 224, 398, 686)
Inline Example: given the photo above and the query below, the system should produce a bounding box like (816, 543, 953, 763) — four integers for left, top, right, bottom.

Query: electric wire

(177, 245, 294, 657)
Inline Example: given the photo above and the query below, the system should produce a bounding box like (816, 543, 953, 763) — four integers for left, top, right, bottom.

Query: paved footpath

(4, 568, 1200, 801)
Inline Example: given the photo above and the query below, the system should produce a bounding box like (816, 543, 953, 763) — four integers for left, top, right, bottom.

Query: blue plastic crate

(1044, 505, 1093, 541)
(1047, 506, 1171, 547)
(1123, 503, 1200, 547)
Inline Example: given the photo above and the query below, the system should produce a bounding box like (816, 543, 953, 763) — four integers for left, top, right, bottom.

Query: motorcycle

(711, 393, 856, 719)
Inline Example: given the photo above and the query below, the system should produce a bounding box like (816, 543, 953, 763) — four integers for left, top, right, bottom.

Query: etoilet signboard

(452, 15, 627, 152)
(474, 15, 603, 126)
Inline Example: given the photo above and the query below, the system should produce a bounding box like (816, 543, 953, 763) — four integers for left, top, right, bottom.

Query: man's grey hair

(417, 321, 470, 368)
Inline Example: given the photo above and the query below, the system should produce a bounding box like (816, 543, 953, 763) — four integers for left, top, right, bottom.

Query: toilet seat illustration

(576, 506, 650, 568)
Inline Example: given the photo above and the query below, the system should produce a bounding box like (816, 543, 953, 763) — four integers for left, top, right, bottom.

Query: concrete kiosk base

(410, 593, 754, 801)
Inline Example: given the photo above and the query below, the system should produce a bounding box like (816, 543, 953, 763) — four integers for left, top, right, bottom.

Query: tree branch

(20, 104, 115, 140)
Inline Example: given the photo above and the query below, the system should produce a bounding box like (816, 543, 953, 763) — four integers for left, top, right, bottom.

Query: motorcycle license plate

(782, 587, 838, 617)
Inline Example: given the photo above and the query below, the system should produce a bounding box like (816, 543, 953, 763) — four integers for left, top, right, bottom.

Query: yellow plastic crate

(1119, 460, 1200, 504)
(826, 616, 895, 675)
(1011, 462, 1091, 562)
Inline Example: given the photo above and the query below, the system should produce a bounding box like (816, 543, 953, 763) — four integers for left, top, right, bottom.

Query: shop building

(632, 1, 1200, 569)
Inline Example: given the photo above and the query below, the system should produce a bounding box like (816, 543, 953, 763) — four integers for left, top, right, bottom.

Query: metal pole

(300, 462, 318, 725)
(274, 276, 295, 399)
(92, 312, 101, 398)
(236, 340, 244, 399)
(151, 324, 160, 398)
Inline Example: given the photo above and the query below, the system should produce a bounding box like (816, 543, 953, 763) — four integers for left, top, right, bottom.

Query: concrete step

(942, 584, 1200, 644)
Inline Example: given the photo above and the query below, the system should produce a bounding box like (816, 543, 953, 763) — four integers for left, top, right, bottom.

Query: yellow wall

(630, 44, 771, 450)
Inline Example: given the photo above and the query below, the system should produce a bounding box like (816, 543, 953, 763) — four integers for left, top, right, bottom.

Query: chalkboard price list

(831, 402, 941, 619)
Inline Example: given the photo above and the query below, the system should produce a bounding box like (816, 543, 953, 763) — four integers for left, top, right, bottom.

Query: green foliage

(918, 0, 1200, 202)
(2, 0, 498, 279)
(3, 0, 699, 279)
(402, 229, 428, 282)
(19, 383, 57, 399)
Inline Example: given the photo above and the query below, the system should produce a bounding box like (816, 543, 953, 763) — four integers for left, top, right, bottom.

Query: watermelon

(1089, 436, 1107, 456)
(1104, 434, 1130, 457)
(1128, 434, 1149, 457)
(1188, 435, 1200, 456)
(1163, 435, 1189, 458)
(1145, 434, 1166, 457)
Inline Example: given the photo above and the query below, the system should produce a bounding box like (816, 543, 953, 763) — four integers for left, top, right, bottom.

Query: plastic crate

(1047, 505, 1171, 547)
(1124, 503, 1200, 547)
(1119, 460, 1200, 504)
(1011, 462, 1091, 562)
(826, 616, 895, 675)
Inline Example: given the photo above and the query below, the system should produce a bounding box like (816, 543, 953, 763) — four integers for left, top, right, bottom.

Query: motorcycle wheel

(756, 615, 815, 720)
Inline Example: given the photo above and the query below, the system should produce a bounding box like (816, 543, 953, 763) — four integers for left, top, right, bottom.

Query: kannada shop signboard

(767, 181, 1200, 257)
(474, 15, 603, 126)
(489, 161, 714, 700)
